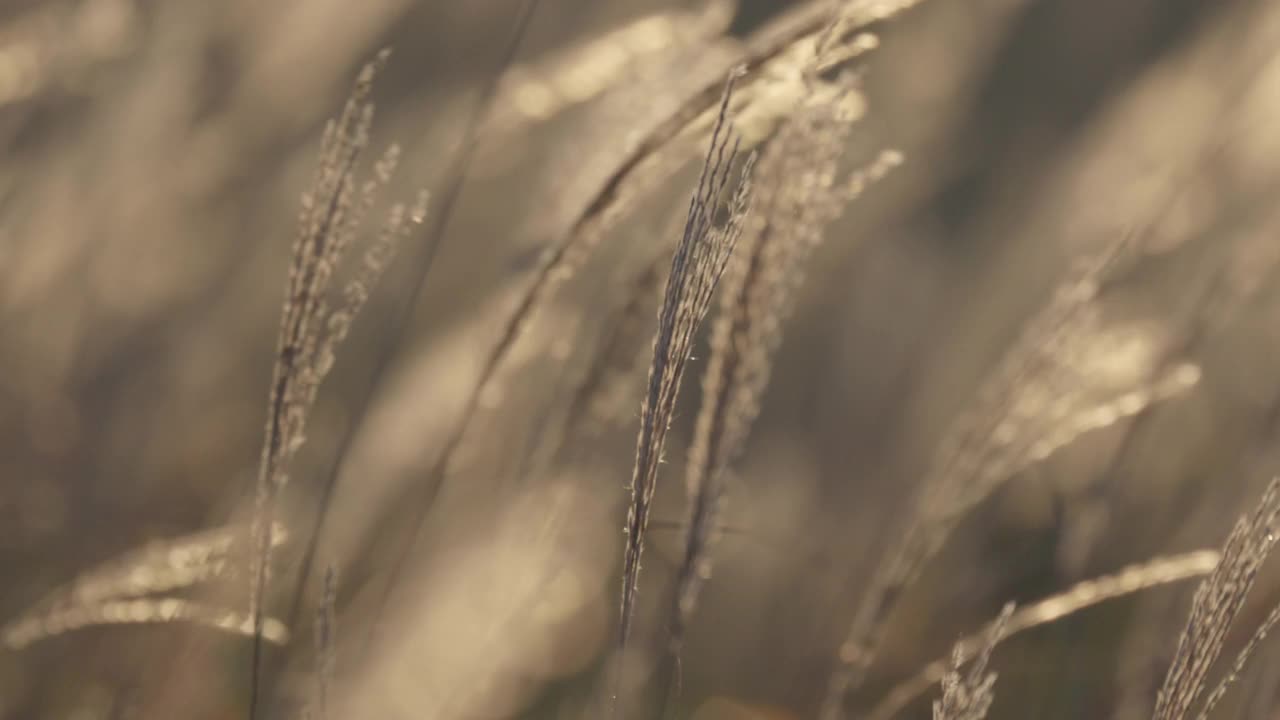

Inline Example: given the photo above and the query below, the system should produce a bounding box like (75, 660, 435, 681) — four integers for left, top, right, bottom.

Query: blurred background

(4, 0, 1280, 718)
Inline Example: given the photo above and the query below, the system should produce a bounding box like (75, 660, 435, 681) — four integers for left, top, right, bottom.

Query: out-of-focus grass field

(4, 0, 1280, 718)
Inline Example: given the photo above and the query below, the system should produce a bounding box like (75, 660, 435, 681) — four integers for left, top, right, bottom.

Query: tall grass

(4, 0, 1280, 719)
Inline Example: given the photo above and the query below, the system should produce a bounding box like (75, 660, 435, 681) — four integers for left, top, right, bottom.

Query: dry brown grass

(6, 1, 1280, 719)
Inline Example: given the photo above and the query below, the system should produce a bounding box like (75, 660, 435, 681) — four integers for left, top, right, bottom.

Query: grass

(4, 0, 1280, 718)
